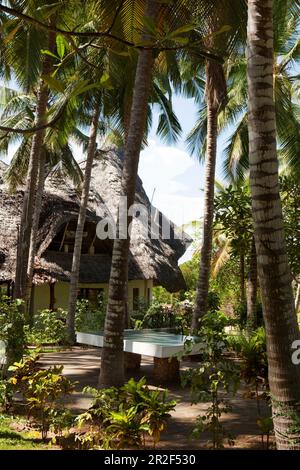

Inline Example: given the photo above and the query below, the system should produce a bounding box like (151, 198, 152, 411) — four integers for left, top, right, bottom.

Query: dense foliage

(75, 377, 176, 449)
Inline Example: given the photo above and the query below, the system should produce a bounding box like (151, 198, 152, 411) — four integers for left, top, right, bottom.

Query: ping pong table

(76, 329, 203, 382)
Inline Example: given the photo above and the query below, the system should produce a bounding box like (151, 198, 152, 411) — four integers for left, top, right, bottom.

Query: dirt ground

(40, 347, 274, 450)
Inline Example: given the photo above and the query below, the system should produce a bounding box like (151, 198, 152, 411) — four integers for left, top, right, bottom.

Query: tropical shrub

(207, 291, 221, 313)
(227, 327, 268, 392)
(9, 356, 75, 440)
(152, 286, 177, 304)
(75, 299, 106, 333)
(75, 377, 176, 449)
(227, 327, 273, 445)
(0, 296, 25, 367)
(0, 379, 13, 411)
(141, 301, 174, 329)
(182, 312, 240, 449)
(25, 308, 67, 345)
(138, 299, 194, 333)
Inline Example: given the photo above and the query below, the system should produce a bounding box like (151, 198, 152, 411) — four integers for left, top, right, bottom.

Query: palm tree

(0, 0, 94, 303)
(98, 0, 159, 388)
(65, 100, 101, 344)
(184, 2, 247, 329)
(191, 59, 227, 329)
(247, 235, 257, 327)
(14, 42, 55, 301)
(0, 86, 85, 315)
(0, 2, 59, 300)
(98, 0, 249, 386)
(247, 0, 300, 449)
(189, 0, 300, 330)
(218, 4, 300, 180)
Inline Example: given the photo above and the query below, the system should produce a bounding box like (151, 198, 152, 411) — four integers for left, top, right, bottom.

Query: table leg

(153, 357, 180, 383)
(124, 352, 142, 370)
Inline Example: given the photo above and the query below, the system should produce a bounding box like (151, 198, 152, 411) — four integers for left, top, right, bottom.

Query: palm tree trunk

(192, 60, 226, 330)
(247, 0, 300, 449)
(295, 283, 300, 313)
(240, 252, 246, 305)
(192, 97, 217, 329)
(99, 0, 157, 388)
(25, 148, 47, 317)
(14, 32, 55, 300)
(66, 101, 101, 345)
(13, 85, 48, 300)
(247, 236, 258, 327)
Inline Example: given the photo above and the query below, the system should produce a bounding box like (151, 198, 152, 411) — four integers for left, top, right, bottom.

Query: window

(132, 288, 140, 311)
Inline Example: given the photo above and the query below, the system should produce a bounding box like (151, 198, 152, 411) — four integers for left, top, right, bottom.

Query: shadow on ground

(40, 347, 272, 450)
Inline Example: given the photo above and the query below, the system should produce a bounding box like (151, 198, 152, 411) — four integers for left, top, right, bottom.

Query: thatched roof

(0, 149, 191, 292)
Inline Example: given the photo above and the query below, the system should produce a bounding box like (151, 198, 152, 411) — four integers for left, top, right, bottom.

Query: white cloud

(140, 139, 194, 194)
(139, 140, 203, 227)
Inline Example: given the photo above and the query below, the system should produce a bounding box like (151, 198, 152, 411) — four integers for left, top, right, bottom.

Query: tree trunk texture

(14, 32, 55, 301)
(240, 252, 246, 305)
(295, 283, 300, 313)
(65, 101, 101, 345)
(192, 60, 226, 330)
(247, 236, 258, 327)
(247, 0, 300, 449)
(13, 86, 48, 300)
(99, 0, 157, 388)
(25, 148, 47, 315)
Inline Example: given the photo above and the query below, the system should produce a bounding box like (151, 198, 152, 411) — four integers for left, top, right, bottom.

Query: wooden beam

(59, 222, 69, 252)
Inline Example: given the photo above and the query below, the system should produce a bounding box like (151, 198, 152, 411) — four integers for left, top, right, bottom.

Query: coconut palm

(181, 1, 247, 329)
(191, 60, 227, 330)
(65, 99, 101, 344)
(0, 0, 102, 302)
(188, 0, 300, 329)
(217, 3, 300, 180)
(247, 0, 300, 450)
(0, 84, 90, 315)
(98, 0, 160, 387)
(0, 1, 63, 300)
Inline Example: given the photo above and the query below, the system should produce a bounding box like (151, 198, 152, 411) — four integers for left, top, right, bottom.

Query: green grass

(0, 414, 50, 450)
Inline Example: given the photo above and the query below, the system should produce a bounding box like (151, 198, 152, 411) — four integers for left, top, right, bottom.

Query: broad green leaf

(69, 80, 103, 98)
(168, 24, 195, 38)
(56, 35, 66, 60)
(41, 49, 60, 60)
(41, 75, 65, 93)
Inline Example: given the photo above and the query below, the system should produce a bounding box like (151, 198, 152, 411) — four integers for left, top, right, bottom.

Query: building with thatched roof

(0, 149, 191, 313)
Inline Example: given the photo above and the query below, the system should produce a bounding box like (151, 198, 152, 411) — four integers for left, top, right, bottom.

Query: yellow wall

(33, 279, 153, 314)
(127, 279, 153, 312)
